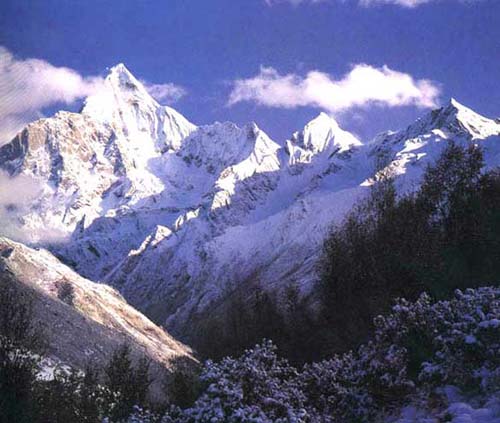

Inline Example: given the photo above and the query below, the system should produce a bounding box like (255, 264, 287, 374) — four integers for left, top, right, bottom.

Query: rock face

(1, 64, 500, 341)
(0, 236, 195, 398)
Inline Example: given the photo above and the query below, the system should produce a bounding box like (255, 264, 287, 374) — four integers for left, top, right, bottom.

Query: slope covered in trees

(0, 280, 198, 422)
(194, 142, 500, 364)
(320, 142, 500, 352)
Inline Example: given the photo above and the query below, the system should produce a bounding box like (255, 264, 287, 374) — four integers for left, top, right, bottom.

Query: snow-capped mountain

(1, 64, 499, 341)
(0, 64, 195, 243)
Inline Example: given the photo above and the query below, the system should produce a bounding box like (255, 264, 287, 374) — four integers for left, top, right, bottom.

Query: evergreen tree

(104, 344, 152, 421)
(0, 280, 45, 423)
(319, 142, 500, 353)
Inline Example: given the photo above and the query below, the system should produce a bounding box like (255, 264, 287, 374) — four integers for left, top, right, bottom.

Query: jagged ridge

(1, 64, 499, 342)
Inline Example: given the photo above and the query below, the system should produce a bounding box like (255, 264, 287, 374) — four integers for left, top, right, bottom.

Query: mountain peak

(109, 62, 129, 74)
(448, 97, 462, 109)
(306, 112, 340, 131)
(106, 63, 144, 92)
(389, 98, 499, 143)
(430, 98, 499, 138)
(290, 112, 360, 155)
(81, 62, 157, 124)
(440, 97, 473, 118)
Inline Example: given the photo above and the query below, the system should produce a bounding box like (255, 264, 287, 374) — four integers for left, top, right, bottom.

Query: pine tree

(0, 279, 45, 423)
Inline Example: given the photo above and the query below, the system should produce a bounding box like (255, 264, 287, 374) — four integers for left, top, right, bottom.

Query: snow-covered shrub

(151, 287, 500, 422)
(299, 287, 499, 421)
(122, 406, 159, 423)
(300, 352, 375, 422)
(414, 288, 500, 393)
(182, 340, 309, 422)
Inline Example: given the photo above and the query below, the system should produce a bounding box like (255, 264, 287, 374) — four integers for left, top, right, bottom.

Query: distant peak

(441, 97, 470, 115)
(289, 111, 360, 156)
(393, 98, 500, 142)
(81, 62, 158, 121)
(244, 121, 260, 131)
(449, 97, 462, 108)
(306, 111, 340, 130)
(243, 121, 261, 137)
(110, 62, 127, 71)
(437, 98, 486, 123)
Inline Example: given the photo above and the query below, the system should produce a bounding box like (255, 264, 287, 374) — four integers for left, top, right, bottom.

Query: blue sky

(0, 0, 499, 144)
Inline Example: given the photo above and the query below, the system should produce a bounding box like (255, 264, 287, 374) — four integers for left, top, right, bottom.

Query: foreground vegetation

(132, 287, 500, 422)
(0, 280, 196, 423)
(2, 278, 498, 422)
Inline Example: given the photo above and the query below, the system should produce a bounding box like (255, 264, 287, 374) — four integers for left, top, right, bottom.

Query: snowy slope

(103, 98, 500, 337)
(1, 64, 500, 341)
(0, 236, 195, 397)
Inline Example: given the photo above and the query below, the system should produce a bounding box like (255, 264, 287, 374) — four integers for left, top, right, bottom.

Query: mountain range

(1, 63, 499, 345)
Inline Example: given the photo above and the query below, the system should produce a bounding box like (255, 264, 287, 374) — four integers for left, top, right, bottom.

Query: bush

(158, 287, 499, 423)
(57, 280, 75, 306)
(165, 356, 200, 409)
(104, 344, 152, 422)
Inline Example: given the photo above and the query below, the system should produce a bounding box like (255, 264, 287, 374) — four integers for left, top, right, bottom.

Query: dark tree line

(196, 282, 323, 364)
(319, 142, 500, 351)
(0, 281, 45, 423)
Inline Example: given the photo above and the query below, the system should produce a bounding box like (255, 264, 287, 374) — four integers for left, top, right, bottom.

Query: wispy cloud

(228, 64, 440, 114)
(0, 47, 189, 145)
(0, 170, 68, 243)
(361, 0, 482, 7)
(359, 0, 436, 6)
(264, 0, 325, 5)
(0, 46, 106, 145)
(265, 0, 480, 7)
(142, 81, 187, 104)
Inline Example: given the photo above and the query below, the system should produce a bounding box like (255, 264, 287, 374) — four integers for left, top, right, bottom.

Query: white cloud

(0, 170, 41, 242)
(0, 114, 38, 146)
(266, 0, 480, 7)
(0, 46, 105, 145)
(142, 81, 187, 104)
(359, 0, 433, 6)
(361, 0, 481, 6)
(228, 64, 440, 114)
(264, 0, 325, 5)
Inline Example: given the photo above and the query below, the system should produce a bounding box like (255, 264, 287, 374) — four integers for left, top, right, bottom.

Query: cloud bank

(228, 64, 440, 114)
(0, 46, 106, 145)
(359, 0, 439, 6)
(0, 170, 53, 243)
